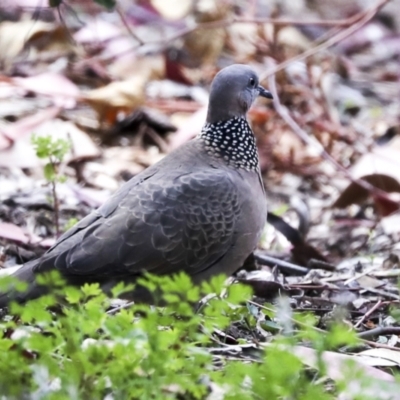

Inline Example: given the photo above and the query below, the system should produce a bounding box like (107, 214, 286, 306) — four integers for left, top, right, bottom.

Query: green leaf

(93, 0, 116, 10)
(65, 286, 83, 304)
(0, 272, 377, 399)
(43, 163, 56, 181)
(81, 283, 103, 299)
(49, 0, 63, 6)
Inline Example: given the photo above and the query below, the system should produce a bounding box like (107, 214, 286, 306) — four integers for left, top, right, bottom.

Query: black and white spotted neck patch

(198, 117, 259, 171)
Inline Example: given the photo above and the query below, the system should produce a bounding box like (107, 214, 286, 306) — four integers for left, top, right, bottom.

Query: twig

(248, 300, 400, 352)
(364, 287, 400, 301)
(253, 252, 309, 275)
(358, 326, 400, 339)
(145, 127, 170, 154)
(307, 259, 336, 272)
(49, 157, 61, 238)
(267, 70, 397, 205)
(260, 0, 391, 80)
(354, 300, 383, 329)
(106, 301, 135, 315)
(159, 15, 360, 45)
(344, 265, 382, 286)
(115, 4, 144, 45)
(98, 4, 381, 63)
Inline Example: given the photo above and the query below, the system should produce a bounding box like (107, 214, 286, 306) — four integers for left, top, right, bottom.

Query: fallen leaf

(169, 105, 207, 149)
(0, 117, 100, 168)
(83, 56, 165, 125)
(356, 348, 400, 367)
(0, 222, 40, 245)
(150, 0, 192, 20)
(13, 73, 80, 108)
(334, 176, 400, 214)
(0, 107, 61, 146)
(262, 344, 395, 383)
(0, 20, 73, 70)
(182, 0, 230, 66)
(74, 19, 121, 43)
(333, 146, 400, 216)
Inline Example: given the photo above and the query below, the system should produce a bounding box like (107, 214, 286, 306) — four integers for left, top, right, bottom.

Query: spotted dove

(0, 64, 272, 306)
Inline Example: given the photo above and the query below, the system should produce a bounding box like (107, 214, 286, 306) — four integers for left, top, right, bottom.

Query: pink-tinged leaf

(68, 185, 108, 208)
(336, 22, 390, 55)
(291, 345, 395, 382)
(102, 37, 137, 62)
(0, 133, 11, 151)
(74, 19, 122, 43)
(38, 238, 55, 248)
(0, 116, 100, 168)
(357, 348, 400, 367)
(0, 138, 40, 168)
(1, 107, 61, 143)
(33, 119, 101, 163)
(13, 73, 80, 108)
(0, 82, 19, 99)
(169, 105, 207, 150)
(0, 222, 40, 244)
(6, 0, 49, 6)
(262, 344, 398, 398)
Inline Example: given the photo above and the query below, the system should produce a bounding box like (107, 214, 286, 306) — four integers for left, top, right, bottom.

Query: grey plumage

(0, 64, 272, 306)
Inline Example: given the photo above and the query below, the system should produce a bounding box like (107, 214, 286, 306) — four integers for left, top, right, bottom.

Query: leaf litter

(1, 0, 400, 396)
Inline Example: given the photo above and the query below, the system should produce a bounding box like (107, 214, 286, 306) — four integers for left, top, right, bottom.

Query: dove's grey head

(206, 64, 272, 124)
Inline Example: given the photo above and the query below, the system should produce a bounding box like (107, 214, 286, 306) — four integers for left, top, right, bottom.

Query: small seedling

(31, 134, 71, 237)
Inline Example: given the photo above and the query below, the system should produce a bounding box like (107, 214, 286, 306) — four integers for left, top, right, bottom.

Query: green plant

(31, 134, 71, 237)
(0, 271, 390, 399)
(64, 217, 79, 232)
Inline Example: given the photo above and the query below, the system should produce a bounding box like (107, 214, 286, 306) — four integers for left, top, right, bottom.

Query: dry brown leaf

(83, 56, 165, 125)
(333, 146, 400, 215)
(82, 77, 146, 125)
(277, 26, 312, 52)
(182, 0, 231, 67)
(0, 19, 74, 70)
(333, 174, 400, 208)
(227, 23, 263, 59)
(271, 128, 320, 166)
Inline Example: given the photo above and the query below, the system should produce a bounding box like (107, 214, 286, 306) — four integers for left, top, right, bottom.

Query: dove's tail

(0, 260, 43, 308)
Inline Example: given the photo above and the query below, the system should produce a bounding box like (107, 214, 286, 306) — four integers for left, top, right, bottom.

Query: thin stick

(267, 71, 397, 204)
(253, 252, 309, 275)
(115, 4, 144, 45)
(100, 0, 387, 63)
(260, 0, 391, 80)
(50, 157, 60, 238)
(248, 299, 400, 352)
(354, 300, 383, 329)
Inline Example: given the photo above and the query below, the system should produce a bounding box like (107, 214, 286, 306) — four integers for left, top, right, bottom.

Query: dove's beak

(257, 85, 273, 99)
